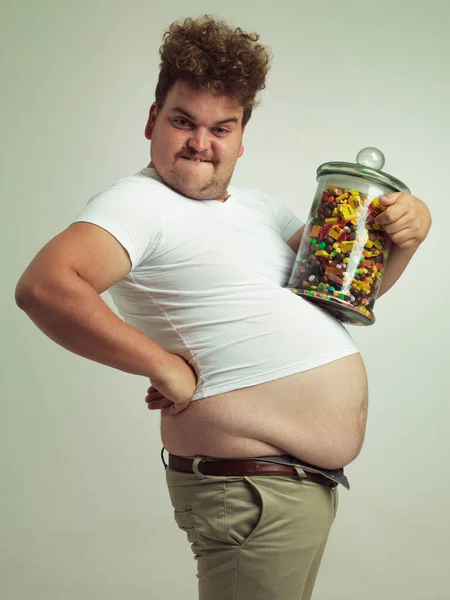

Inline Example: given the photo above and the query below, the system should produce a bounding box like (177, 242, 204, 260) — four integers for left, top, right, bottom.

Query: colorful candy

(287, 187, 391, 325)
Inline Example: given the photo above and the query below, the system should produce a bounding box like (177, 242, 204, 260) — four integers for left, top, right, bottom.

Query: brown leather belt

(168, 454, 336, 488)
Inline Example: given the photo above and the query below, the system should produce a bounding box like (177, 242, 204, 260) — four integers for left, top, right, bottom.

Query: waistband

(161, 447, 349, 490)
(167, 452, 339, 488)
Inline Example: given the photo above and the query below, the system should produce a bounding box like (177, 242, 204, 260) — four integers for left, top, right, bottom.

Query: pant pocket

(224, 477, 264, 546)
(173, 507, 198, 543)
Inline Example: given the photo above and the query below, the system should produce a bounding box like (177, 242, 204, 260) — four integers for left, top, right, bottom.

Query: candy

(370, 197, 387, 212)
(288, 186, 391, 325)
(328, 225, 345, 240)
(341, 240, 355, 253)
(337, 204, 356, 221)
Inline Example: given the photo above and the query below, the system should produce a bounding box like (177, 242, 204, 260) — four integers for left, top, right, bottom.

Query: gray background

(2, 0, 449, 598)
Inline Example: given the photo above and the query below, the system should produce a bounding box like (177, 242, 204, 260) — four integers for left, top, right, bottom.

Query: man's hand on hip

(145, 354, 197, 415)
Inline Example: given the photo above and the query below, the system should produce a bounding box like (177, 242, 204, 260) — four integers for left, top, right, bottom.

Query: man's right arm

(15, 222, 196, 409)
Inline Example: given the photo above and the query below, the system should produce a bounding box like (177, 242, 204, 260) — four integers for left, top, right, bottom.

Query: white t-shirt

(73, 167, 358, 400)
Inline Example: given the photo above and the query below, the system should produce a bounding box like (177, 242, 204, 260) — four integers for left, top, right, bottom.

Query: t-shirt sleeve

(272, 199, 304, 241)
(72, 180, 163, 270)
(258, 192, 304, 241)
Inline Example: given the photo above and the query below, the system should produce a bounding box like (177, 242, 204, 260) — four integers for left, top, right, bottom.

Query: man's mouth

(181, 156, 212, 164)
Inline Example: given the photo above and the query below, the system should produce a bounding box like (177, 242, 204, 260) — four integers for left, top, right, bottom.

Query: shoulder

(107, 169, 163, 196)
(85, 169, 167, 211)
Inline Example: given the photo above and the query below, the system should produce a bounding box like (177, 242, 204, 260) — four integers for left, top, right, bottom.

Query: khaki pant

(165, 457, 339, 600)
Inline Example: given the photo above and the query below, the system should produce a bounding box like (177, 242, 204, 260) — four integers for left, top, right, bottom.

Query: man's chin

(179, 185, 218, 201)
(168, 174, 224, 201)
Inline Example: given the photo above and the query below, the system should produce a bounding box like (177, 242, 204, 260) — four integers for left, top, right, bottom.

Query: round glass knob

(356, 147, 385, 170)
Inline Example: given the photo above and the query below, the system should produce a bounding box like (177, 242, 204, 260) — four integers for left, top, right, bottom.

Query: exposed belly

(160, 353, 368, 470)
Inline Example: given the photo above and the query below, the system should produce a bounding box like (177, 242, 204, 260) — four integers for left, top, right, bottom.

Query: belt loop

(192, 457, 205, 480)
(292, 465, 307, 481)
(160, 446, 168, 470)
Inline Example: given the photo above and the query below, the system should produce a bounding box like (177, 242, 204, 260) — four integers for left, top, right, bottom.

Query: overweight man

(15, 15, 431, 600)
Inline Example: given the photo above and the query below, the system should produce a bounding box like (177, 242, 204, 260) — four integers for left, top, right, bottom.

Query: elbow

(15, 275, 53, 312)
(15, 283, 40, 311)
(15, 267, 79, 311)
(15, 271, 88, 314)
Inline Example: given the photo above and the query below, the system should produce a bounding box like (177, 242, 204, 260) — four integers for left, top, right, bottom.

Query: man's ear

(144, 103, 158, 140)
(238, 124, 246, 158)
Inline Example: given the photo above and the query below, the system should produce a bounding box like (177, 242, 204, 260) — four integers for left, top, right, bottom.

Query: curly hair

(155, 15, 271, 126)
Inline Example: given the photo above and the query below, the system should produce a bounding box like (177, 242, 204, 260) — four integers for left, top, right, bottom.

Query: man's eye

(214, 128, 228, 135)
(173, 118, 191, 128)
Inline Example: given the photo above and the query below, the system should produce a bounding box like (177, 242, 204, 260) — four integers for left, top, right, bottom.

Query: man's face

(145, 80, 245, 201)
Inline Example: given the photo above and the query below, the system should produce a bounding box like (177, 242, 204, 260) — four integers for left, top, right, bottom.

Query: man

(15, 15, 431, 600)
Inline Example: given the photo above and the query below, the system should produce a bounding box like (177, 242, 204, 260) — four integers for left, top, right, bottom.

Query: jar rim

(317, 162, 410, 194)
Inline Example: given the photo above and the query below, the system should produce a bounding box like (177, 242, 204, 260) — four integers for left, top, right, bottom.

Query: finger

(389, 227, 418, 247)
(375, 203, 408, 227)
(145, 389, 164, 400)
(147, 398, 173, 410)
(145, 394, 165, 407)
(393, 237, 421, 250)
(378, 213, 411, 235)
(164, 401, 189, 416)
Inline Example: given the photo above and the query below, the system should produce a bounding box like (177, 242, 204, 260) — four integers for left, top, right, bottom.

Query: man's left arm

(374, 192, 431, 298)
(286, 225, 305, 253)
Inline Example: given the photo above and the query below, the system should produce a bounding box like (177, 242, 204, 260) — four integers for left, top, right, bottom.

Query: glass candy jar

(286, 147, 410, 325)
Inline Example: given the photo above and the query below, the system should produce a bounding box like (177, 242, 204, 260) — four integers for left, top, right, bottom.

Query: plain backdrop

(2, 1, 449, 599)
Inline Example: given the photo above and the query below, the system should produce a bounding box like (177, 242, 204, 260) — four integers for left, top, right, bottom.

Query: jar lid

(316, 147, 410, 193)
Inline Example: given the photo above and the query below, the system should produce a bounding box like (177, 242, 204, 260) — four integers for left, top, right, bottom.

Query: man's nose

(187, 127, 211, 153)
